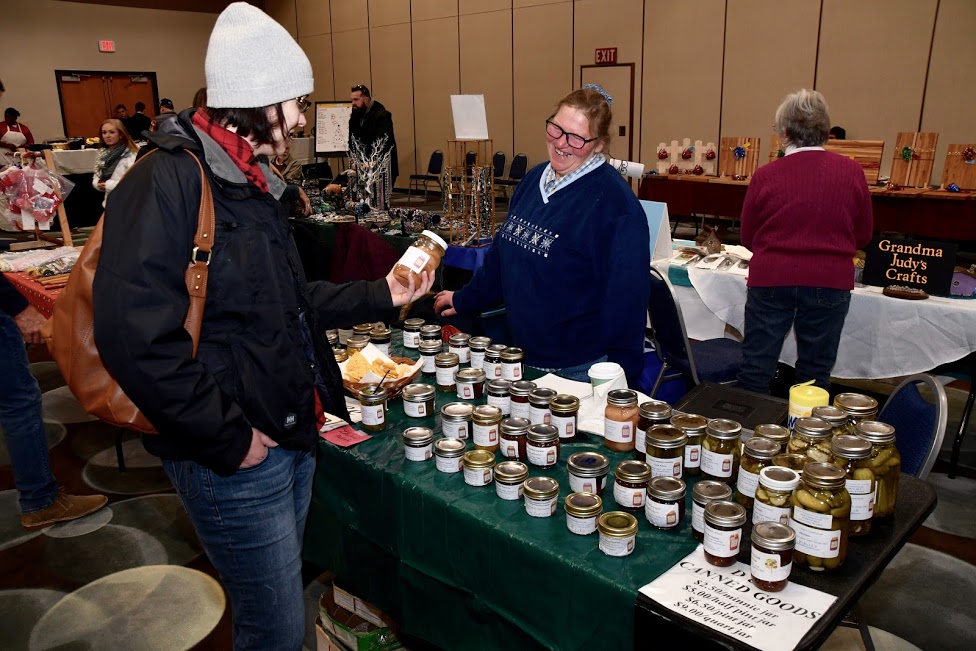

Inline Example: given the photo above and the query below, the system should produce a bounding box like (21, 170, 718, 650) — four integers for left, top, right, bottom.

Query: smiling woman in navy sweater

(435, 87, 650, 383)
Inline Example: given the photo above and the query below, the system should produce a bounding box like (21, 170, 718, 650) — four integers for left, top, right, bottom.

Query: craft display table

(2, 271, 62, 318)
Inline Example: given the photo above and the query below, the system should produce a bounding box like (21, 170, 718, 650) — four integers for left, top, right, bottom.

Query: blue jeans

(552, 356, 609, 383)
(0, 311, 57, 513)
(163, 445, 315, 650)
(737, 286, 851, 394)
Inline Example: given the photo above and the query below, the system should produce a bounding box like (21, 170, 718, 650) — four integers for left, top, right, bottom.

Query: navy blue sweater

(453, 162, 650, 381)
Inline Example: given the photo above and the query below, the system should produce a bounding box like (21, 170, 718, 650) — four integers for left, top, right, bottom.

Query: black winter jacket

(93, 110, 396, 475)
(350, 100, 399, 182)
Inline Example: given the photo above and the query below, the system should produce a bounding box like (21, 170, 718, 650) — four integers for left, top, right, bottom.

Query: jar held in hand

(391, 230, 448, 288)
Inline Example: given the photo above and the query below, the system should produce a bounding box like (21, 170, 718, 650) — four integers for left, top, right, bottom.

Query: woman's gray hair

(775, 89, 831, 148)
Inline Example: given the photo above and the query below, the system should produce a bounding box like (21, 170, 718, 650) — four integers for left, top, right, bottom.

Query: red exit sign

(595, 47, 617, 64)
(99, 40, 116, 53)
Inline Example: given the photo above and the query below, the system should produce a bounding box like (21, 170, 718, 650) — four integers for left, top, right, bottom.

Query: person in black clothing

(127, 102, 152, 139)
(349, 84, 398, 184)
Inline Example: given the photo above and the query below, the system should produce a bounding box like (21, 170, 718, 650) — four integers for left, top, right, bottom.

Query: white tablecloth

(677, 266, 976, 379)
(50, 149, 100, 174)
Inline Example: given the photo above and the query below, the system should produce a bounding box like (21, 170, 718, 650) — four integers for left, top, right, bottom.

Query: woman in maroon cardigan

(737, 89, 873, 394)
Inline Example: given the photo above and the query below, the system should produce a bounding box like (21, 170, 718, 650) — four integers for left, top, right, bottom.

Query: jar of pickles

(772, 453, 808, 476)
(753, 424, 790, 454)
(613, 460, 651, 512)
(469, 336, 491, 369)
(358, 387, 387, 433)
(486, 379, 512, 416)
(471, 405, 502, 452)
(494, 460, 529, 501)
(419, 340, 442, 374)
(645, 476, 686, 530)
(434, 352, 460, 392)
(483, 344, 507, 380)
(750, 522, 795, 592)
(831, 435, 876, 536)
(402, 318, 425, 349)
(509, 380, 536, 420)
(737, 437, 781, 510)
(787, 417, 834, 464)
(549, 394, 580, 440)
(604, 389, 639, 452)
(500, 347, 524, 381)
(811, 405, 850, 438)
(523, 477, 560, 518)
(691, 481, 733, 542)
(855, 421, 900, 518)
(526, 424, 560, 468)
(703, 501, 747, 567)
(753, 466, 801, 525)
(834, 393, 879, 433)
(402, 384, 436, 418)
(644, 425, 686, 479)
(528, 387, 556, 425)
(790, 462, 850, 572)
(701, 419, 741, 484)
(671, 414, 707, 476)
(448, 333, 471, 364)
(637, 401, 673, 461)
(567, 451, 610, 494)
(565, 492, 603, 535)
(499, 417, 530, 460)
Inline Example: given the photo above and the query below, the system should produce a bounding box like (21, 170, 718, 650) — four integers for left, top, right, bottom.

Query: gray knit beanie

(205, 2, 313, 109)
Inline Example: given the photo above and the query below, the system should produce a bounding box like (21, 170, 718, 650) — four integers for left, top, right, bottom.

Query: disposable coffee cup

(588, 362, 624, 388)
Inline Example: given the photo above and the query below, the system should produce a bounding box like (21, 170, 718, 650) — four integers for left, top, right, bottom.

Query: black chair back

(879, 374, 947, 479)
(647, 268, 693, 376)
(428, 150, 444, 175)
(509, 154, 528, 180)
(465, 151, 477, 167)
(493, 152, 506, 179)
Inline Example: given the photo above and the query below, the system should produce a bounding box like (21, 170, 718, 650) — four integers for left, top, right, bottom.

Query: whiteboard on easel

(450, 95, 489, 140)
(315, 102, 352, 154)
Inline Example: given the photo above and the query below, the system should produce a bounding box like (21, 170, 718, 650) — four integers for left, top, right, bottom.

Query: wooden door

(56, 71, 158, 140)
(107, 75, 157, 123)
(580, 63, 635, 161)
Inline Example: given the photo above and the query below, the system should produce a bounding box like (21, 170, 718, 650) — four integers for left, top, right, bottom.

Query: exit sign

(99, 40, 116, 53)
(595, 47, 617, 64)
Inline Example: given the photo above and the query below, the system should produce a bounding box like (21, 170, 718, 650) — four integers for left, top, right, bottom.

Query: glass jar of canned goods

(753, 466, 801, 526)
(402, 317, 425, 349)
(565, 492, 603, 536)
(691, 480, 733, 542)
(402, 384, 435, 418)
(402, 427, 433, 461)
(499, 417, 530, 460)
(526, 424, 560, 468)
(468, 336, 491, 369)
(482, 344, 507, 380)
(528, 387, 557, 425)
(494, 460, 528, 501)
(440, 402, 473, 440)
(358, 387, 387, 433)
(471, 405, 502, 452)
(509, 380, 536, 420)
(419, 340, 442, 374)
(523, 477, 560, 518)
(645, 476, 686, 530)
(831, 435, 875, 536)
(637, 400, 673, 461)
(790, 462, 850, 572)
(486, 379, 512, 416)
(787, 417, 834, 464)
(455, 368, 486, 400)
(598, 512, 638, 557)
(644, 425, 686, 479)
(613, 460, 651, 512)
(855, 420, 900, 518)
(549, 394, 580, 440)
(750, 522, 795, 592)
(462, 449, 495, 487)
(833, 393, 878, 433)
(812, 405, 850, 438)
(752, 424, 791, 454)
(448, 333, 471, 364)
(671, 413, 708, 476)
(434, 352, 460, 392)
(737, 437, 781, 510)
(703, 501, 747, 567)
(701, 419, 741, 484)
(604, 389, 639, 452)
(567, 451, 610, 494)
(500, 347, 524, 381)
(434, 438, 466, 473)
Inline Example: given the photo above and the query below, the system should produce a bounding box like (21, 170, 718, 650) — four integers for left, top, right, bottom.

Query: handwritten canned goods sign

(639, 547, 836, 651)
(863, 237, 956, 295)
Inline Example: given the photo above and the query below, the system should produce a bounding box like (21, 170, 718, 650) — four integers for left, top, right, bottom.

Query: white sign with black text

(639, 547, 836, 651)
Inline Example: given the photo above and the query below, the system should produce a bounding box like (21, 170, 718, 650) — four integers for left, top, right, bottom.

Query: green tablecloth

(305, 338, 700, 650)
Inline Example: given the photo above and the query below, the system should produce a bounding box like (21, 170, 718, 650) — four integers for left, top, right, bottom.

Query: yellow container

(788, 381, 829, 433)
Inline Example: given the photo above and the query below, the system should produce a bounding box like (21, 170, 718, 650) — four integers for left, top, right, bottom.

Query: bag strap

(180, 150, 215, 358)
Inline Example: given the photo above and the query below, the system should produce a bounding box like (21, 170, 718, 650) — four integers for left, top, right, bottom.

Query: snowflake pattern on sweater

(500, 214, 558, 258)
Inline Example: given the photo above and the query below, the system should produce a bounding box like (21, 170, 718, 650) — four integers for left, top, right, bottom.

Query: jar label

(685, 444, 701, 468)
(501, 362, 522, 381)
(496, 481, 523, 501)
(435, 455, 463, 473)
(566, 513, 597, 536)
(470, 351, 486, 369)
(648, 454, 683, 479)
(422, 354, 437, 373)
(604, 419, 633, 443)
(850, 488, 875, 521)
(510, 401, 531, 420)
(403, 401, 427, 418)
(753, 500, 791, 526)
(599, 532, 635, 557)
(646, 500, 680, 528)
(373, 343, 391, 357)
(751, 547, 791, 582)
(463, 466, 492, 486)
(404, 444, 432, 462)
(525, 496, 557, 518)
(403, 331, 421, 348)
(435, 365, 458, 386)
(704, 523, 742, 558)
(635, 428, 647, 453)
(789, 518, 841, 558)
(528, 406, 551, 426)
(397, 246, 431, 274)
(473, 423, 498, 447)
(487, 394, 511, 415)
(692, 502, 705, 533)
(457, 384, 475, 400)
(483, 361, 502, 379)
(737, 468, 760, 498)
(361, 404, 385, 426)
(501, 439, 520, 459)
(442, 421, 468, 440)
(613, 482, 645, 509)
(569, 473, 604, 494)
(449, 345, 470, 364)
(527, 443, 557, 467)
(846, 478, 872, 495)
(552, 414, 576, 439)
(792, 505, 832, 530)
(700, 449, 734, 478)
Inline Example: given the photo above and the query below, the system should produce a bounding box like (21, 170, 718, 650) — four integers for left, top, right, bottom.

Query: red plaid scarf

(192, 109, 269, 193)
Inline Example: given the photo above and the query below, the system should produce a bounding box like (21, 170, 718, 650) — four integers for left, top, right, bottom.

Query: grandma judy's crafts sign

(863, 237, 956, 295)
(639, 548, 836, 651)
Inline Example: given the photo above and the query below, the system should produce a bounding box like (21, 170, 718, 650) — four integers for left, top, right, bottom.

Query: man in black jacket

(349, 84, 398, 184)
(127, 102, 152, 139)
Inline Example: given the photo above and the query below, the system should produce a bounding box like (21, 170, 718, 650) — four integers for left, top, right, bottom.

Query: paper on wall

(451, 95, 490, 140)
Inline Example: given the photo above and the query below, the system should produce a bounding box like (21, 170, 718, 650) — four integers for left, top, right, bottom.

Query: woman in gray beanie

(92, 4, 432, 648)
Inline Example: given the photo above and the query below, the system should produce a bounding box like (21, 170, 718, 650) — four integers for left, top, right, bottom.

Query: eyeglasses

(295, 96, 311, 113)
(352, 85, 368, 94)
(545, 119, 596, 150)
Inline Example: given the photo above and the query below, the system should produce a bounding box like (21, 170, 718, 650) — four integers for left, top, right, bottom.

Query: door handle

(619, 126, 626, 137)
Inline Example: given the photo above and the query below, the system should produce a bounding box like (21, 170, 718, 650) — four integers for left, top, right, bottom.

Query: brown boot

(20, 488, 109, 530)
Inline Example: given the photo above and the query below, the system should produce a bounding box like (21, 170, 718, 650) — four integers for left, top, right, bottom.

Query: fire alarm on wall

(99, 40, 116, 53)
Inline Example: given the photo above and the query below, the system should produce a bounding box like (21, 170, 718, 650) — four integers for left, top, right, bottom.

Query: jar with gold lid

(440, 402, 473, 440)
(352, 323, 373, 338)
(523, 477, 560, 518)
(509, 380, 536, 420)
(369, 325, 392, 356)
(753, 466, 801, 526)
(462, 449, 495, 487)
(597, 511, 638, 557)
(434, 438, 466, 474)
(751, 522, 796, 592)
(691, 480, 733, 542)
(645, 476, 686, 530)
(703, 501, 747, 567)
(565, 492, 603, 535)
(499, 417, 530, 460)
(753, 424, 790, 454)
(787, 417, 834, 464)
(644, 425, 686, 479)
(613, 460, 651, 511)
(500, 347, 524, 381)
(357, 387, 388, 433)
(604, 389, 639, 452)
(549, 394, 580, 440)
(831, 435, 875, 536)
(528, 387, 557, 425)
(469, 336, 491, 369)
(334, 349, 348, 364)
(455, 368, 486, 400)
(855, 420, 900, 518)
(326, 330, 339, 349)
(402, 317, 425, 349)
(701, 419, 741, 484)
(671, 413, 707, 476)
(402, 384, 435, 418)
(346, 334, 370, 355)
(526, 424, 560, 468)
(494, 460, 529, 501)
(434, 352, 460, 392)
(736, 437, 781, 510)
(419, 340, 442, 374)
(790, 462, 850, 572)
(637, 401, 673, 461)
(402, 427, 434, 462)
(483, 344, 507, 380)
(486, 379, 512, 416)
(834, 393, 879, 433)
(391, 230, 447, 289)
(567, 451, 610, 494)
(448, 333, 471, 364)
(812, 405, 850, 439)
(471, 405, 502, 452)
